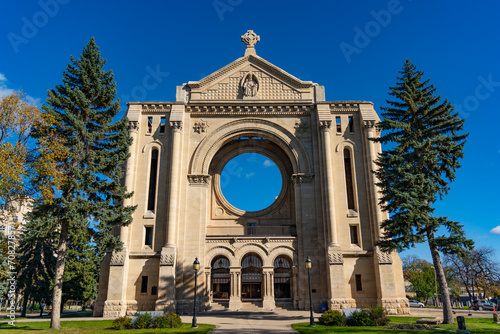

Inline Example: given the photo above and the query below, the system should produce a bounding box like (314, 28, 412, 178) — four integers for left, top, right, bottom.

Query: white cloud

(490, 226, 500, 235)
(0, 73, 41, 106)
(245, 172, 255, 179)
(0, 73, 15, 98)
(263, 159, 273, 167)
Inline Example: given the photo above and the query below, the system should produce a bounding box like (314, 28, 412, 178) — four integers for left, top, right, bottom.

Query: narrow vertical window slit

(344, 148, 355, 210)
(147, 149, 158, 212)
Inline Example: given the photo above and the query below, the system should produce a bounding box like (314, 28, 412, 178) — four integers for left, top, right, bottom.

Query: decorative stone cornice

(187, 174, 211, 185)
(328, 102, 362, 113)
(187, 104, 313, 116)
(328, 252, 344, 265)
(292, 173, 314, 184)
(128, 121, 139, 133)
(139, 103, 172, 112)
(170, 121, 182, 132)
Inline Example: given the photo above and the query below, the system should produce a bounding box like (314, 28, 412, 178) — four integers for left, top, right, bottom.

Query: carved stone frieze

(292, 173, 314, 184)
(110, 251, 127, 266)
(160, 253, 175, 266)
(187, 174, 211, 185)
(376, 249, 393, 264)
(328, 252, 344, 265)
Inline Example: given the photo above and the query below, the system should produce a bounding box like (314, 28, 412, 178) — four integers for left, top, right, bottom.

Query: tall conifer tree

(37, 38, 135, 329)
(373, 60, 473, 324)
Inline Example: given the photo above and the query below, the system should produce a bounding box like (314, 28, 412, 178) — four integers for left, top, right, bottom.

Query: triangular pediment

(186, 54, 315, 102)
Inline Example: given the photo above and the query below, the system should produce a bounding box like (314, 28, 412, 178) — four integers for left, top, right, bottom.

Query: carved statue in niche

(241, 73, 259, 97)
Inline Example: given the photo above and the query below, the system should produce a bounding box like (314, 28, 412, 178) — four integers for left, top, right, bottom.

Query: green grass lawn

(0, 320, 215, 333)
(292, 316, 500, 333)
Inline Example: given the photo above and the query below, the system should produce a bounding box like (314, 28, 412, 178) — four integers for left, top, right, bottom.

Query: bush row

(112, 312, 182, 330)
(319, 306, 390, 327)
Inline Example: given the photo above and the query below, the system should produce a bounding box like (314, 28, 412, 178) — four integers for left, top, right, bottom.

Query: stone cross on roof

(241, 30, 260, 56)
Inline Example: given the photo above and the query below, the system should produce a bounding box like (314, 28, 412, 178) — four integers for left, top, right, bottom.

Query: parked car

(471, 300, 499, 311)
(409, 300, 425, 308)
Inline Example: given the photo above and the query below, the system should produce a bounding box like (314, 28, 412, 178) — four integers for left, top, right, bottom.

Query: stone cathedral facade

(95, 31, 409, 317)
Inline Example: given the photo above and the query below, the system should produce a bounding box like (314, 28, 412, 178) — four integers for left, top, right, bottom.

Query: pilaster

(166, 105, 185, 248)
(103, 249, 130, 317)
(262, 267, 275, 310)
(228, 268, 242, 310)
(317, 104, 338, 247)
(155, 248, 177, 312)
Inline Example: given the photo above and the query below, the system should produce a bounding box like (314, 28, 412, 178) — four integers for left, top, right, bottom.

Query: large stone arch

(234, 243, 270, 266)
(205, 246, 236, 267)
(190, 118, 313, 175)
(269, 246, 297, 265)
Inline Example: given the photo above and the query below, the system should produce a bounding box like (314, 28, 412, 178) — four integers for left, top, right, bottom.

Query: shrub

(154, 312, 183, 328)
(134, 312, 152, 329)
(346, 310, 372, 326)
(319, 310, 345, 326)
(112, 316, 132, 330)
(369, 305, 390, 326)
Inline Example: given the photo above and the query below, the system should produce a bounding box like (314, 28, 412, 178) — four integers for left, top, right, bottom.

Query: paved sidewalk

(183, 311, 307, 333)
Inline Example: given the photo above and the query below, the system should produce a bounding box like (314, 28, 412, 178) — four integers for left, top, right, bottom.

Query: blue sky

(1, 1, 499, 262)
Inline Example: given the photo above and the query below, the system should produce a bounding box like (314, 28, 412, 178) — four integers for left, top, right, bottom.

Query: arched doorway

(274, 257, 292, 300)
(211, 256, 230, 300)
(241, 254, 262, 300)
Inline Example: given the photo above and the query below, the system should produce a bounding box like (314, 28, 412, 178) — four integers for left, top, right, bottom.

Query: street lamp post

(306, 256, 315, 327)
(192, 258, 200, 329)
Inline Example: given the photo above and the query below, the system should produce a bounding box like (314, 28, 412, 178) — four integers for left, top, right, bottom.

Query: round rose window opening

(220, 153, 283, 212)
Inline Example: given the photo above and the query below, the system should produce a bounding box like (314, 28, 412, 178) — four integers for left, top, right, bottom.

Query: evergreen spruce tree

(37, 38, 135, 329)
(16, 210, 56, 317)
(373, 60, 473, 324)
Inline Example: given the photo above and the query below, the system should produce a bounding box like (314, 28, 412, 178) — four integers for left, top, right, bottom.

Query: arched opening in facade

(241, 254, 263, 300)
(274, 256, 292, 300)
(211, 256, 231, 300)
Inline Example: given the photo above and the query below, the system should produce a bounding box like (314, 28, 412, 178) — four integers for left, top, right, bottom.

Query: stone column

(205, 269, 212, 302)
(157, 105, 184, 312)
(120, 120, 139, 247)
(319, 120, 339, 247)
(229, 268, 242, 310)
(263, 268, 275, 310)
(364, 120, 383, 239)
(166, 120, 183, 248)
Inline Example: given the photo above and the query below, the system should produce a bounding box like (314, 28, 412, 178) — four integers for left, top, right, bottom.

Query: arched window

(344, 148, 355, 210)
(147, 149, 159, 212)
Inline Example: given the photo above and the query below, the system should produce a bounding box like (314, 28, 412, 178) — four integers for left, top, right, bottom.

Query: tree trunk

(50, 221, 69, 329)
(427, 229, 454, 324)
(21, 296, 28, 318)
